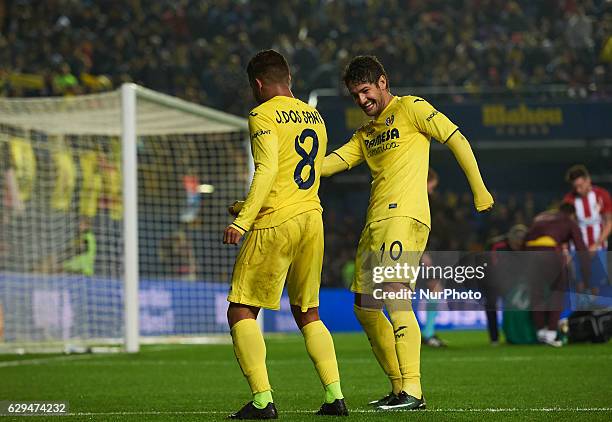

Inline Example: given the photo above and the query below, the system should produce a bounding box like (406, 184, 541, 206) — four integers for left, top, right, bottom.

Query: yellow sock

(387, 308, 422, 399)
(230, 318, 271, 394)
(353, 305, 402, 394)
(301, 320, 342, 397)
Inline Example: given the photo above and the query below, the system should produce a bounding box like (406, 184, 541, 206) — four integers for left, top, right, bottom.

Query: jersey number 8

(293, 128, 319, 190)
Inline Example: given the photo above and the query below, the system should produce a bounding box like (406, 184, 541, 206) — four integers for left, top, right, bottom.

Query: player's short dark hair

(565, 164, 590, 182)
(343, 56, 389, 88)
(246, 50, 290, 85)
(559, 202, 576, 215)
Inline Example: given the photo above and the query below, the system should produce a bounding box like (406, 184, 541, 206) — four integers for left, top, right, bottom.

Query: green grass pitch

(1, 331, 611, 421)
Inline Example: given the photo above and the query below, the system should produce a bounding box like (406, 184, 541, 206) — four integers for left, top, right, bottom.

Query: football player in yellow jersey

(223, 50, 347, 419)
(322, 56, 494, 410)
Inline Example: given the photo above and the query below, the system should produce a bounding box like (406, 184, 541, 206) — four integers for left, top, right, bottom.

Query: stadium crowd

(2, 0, 612, 115)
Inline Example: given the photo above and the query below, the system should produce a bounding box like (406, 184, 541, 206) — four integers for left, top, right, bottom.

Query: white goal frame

(1, 83, 249, 353)
(121, 84, 247, 352)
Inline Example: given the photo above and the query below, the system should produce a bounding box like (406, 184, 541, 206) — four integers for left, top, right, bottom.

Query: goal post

(0, 83, 250, 353)
(121, 83, 138, 353)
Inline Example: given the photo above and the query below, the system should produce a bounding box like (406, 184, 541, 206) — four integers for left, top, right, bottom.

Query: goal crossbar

(0, 83, 247, 136)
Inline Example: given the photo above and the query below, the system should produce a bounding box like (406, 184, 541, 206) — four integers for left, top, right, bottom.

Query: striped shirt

(563, 185, 612, 248)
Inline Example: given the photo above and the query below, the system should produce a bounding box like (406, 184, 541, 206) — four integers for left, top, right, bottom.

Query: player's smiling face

(347, 76, 390, 118)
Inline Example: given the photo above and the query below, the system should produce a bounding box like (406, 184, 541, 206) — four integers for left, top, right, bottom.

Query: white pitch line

(0, 353, 119, 368)
(4, 353, 611, 368)
(60, 407, 612, 416)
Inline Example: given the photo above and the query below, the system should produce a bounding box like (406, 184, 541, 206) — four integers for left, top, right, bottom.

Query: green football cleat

(377, 391, 426, 411)
(367, 392, 397, 407)
(315, 398, 349, 416)
(228, 402, 278, 419)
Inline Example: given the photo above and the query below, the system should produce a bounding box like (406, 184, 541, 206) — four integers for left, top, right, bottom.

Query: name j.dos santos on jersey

(274, 109, 324, 125)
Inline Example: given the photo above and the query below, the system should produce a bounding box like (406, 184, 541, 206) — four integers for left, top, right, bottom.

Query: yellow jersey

(331, 96, 458, 228)
(232, 96, 327, 233)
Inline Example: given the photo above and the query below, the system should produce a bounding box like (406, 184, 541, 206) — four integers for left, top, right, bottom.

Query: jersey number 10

(293, 128, 319, 190)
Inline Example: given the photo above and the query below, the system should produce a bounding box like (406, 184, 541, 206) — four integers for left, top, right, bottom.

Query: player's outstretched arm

(405, 96, 493, 212)
(321, 136, 364, 177)
(445, 130, 494, 212)
(322, 152, 349, 177)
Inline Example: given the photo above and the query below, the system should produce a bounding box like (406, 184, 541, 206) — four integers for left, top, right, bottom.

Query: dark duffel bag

(568, 309, 612, 343)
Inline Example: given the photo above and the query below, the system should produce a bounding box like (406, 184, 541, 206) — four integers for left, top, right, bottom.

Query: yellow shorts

(228, 209, 323, 311)
(352, 216, 430, 295)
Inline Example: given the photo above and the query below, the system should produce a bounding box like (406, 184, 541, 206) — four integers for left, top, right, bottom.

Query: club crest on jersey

(385, 115, 395, 126)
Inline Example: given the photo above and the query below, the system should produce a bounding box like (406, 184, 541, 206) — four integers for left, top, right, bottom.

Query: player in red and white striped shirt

(563, 165, 612, 291)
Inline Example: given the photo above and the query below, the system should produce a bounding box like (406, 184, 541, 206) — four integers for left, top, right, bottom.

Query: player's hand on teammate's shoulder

(228, 201, 244, 217)
(223, 225, 243, 245)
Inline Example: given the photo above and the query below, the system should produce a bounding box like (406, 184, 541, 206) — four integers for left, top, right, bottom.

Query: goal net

(0, 84, 249, 353)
